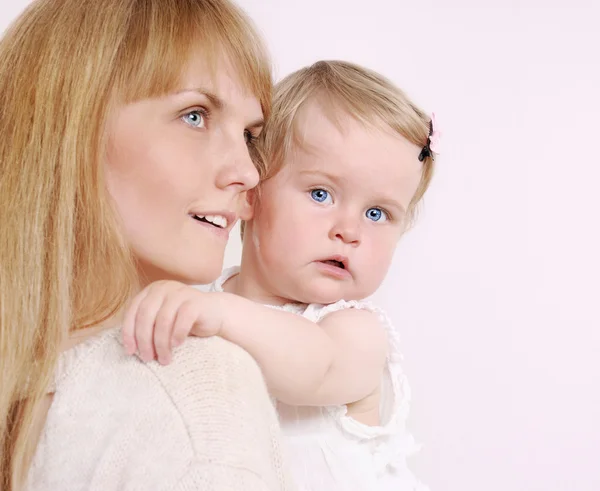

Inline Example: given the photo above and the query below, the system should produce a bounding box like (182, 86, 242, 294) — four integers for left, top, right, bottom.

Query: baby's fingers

(122, 290, 149, 356)
(132, 289, 167, 362)
(171, 300, 202, 348)
(153, 295, 185, 365)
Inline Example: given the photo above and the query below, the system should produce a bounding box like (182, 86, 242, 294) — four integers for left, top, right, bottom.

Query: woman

(0, 0, 293, 489)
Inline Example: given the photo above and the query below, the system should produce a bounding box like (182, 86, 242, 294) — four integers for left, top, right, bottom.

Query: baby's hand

(122, 281, 227, 365)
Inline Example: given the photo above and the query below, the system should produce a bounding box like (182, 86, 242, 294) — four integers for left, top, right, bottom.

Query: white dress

(211, 267, 429, 491)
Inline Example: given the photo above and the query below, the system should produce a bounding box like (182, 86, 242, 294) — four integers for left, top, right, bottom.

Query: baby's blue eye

(366, 208, 387, 222)
(182, 110, 206, 128)
(311, 189, 331, 204)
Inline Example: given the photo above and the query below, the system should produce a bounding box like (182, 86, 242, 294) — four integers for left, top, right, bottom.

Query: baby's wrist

(215, 291, 247, 339)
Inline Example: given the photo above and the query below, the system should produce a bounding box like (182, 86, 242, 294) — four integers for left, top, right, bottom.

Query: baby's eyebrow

(297, 169, 344, 183)
(377, 197, 406, 215)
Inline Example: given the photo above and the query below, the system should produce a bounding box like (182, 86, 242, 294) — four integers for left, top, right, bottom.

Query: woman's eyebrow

(176, 87, 224, 110)
(247, 118, 265, 130)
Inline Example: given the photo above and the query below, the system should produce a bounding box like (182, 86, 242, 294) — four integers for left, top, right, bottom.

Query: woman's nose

(215, 137, 260, 191)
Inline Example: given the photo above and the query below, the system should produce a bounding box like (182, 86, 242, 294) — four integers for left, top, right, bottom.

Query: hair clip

(418, 113, 440, 162)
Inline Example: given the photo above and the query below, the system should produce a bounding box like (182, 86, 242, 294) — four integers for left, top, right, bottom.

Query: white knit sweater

(26, 328, 294, 491)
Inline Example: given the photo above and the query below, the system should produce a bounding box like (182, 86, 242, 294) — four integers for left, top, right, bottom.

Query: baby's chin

(293, 281, 371, 305)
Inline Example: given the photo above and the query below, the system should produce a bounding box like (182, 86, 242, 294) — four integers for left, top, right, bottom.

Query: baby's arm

(222, 297, 389, 407)
(122, 281, 388, 407)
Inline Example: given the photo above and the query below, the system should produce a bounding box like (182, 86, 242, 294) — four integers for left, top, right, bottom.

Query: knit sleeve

(173, 462, 274, 491)
(27, 330, 294, 491)
(149, 336, 295, 491)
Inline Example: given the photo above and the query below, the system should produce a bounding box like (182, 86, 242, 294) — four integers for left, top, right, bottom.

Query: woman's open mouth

(190, 214, 228, 229)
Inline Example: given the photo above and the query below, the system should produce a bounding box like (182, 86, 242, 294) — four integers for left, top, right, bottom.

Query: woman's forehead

(175, 53, 262, 109)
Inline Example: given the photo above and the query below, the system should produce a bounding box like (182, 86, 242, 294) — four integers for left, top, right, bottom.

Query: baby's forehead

(292, 102, 415, 165)
(292, 98, 385, 154)
(285, 100, 422, 208)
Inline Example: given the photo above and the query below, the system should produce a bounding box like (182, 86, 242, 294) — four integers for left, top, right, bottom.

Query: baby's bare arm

(221, 296, 388, 407)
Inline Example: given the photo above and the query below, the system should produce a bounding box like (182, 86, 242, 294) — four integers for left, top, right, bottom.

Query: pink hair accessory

(429, 113, 441, 154)
(418, 112, 441, 162)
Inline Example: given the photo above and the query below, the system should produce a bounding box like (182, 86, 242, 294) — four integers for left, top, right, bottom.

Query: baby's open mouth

(321, 259, 345, 270)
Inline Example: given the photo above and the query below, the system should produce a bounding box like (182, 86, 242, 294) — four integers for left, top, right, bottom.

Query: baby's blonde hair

(0, 1, 271, 488)
(259, 60, 435, 225)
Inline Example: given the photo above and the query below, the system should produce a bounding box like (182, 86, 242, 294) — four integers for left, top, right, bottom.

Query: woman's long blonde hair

(0, 0, 272, 487)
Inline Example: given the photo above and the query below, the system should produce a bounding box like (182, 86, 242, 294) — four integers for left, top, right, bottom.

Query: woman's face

(105, 55, 264, 285)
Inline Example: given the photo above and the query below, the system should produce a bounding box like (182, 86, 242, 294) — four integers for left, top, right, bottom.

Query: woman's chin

(175, 260, 224, 286)
(137, 253, 225, 286)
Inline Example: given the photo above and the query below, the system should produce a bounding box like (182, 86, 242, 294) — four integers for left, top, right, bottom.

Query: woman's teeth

(193, 214, 228, 228)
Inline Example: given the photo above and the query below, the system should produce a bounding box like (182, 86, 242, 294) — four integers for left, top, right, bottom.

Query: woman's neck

(63, 306, 128, 353)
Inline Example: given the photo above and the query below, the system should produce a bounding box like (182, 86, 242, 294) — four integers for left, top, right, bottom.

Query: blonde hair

(0, 0, 272, 488)
(260, 60, 435, 225)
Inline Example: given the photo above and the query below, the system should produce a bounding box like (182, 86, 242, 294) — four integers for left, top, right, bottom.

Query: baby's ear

(239, 189, 256, 221)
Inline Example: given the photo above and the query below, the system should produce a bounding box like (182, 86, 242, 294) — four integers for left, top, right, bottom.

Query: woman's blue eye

(366, 207, 387, 222)
(182, 110, 206, 128)
(310, 189, 331, 204)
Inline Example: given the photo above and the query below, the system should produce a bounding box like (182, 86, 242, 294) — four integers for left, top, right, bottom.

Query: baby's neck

(223, 264, 300, 307)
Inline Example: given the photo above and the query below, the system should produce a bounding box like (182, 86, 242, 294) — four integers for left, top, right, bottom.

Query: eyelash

(182, 106, 259, 147)
(181, 106, 210, 126)
(308, 187, 392, 221)
(244, 129, 259, 146)
(309, 186, 333, 201)
(370, 207, 392, 221)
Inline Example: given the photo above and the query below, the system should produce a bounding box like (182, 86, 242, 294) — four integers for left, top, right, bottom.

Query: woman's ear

(239, 189, 256, 221)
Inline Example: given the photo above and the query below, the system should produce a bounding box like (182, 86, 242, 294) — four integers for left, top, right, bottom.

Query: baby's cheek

(360, 243, 395, 290)
(363, 262, 387, 290)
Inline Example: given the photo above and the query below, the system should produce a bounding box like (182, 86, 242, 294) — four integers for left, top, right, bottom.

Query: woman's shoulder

(35, 329, 283, 490)
(32, 328, 196, 488)
(53, 327, 270, 423)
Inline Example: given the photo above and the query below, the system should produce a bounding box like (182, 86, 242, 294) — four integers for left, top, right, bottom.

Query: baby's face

(247, 99, 423, 304)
